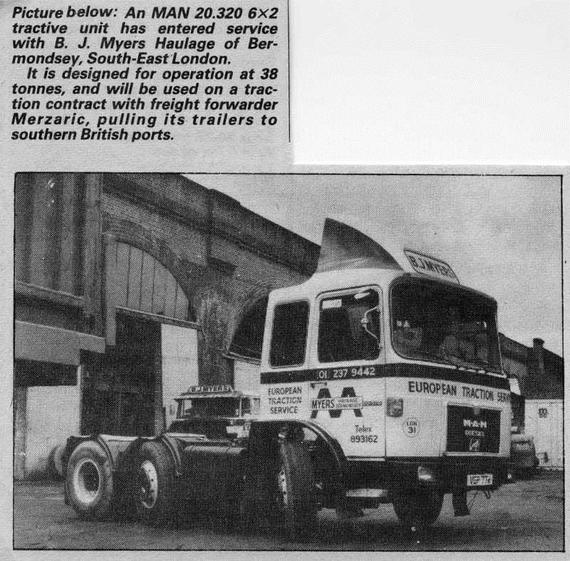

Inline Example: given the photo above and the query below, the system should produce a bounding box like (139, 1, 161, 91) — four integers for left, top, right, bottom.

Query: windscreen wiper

(415, 351, 458, 368)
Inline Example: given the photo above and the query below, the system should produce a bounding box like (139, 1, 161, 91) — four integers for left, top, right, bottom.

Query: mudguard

(63, 433, 207, 475)
(247, 419, 346, 473)
(243, 419, 348, 513)
(63, 434, 136, 476)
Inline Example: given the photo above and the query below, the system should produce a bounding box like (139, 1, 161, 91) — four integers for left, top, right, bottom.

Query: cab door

(308, 287, 386, 460)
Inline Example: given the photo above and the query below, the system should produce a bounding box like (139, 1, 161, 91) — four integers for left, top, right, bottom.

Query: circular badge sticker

(403, 417, 420, 438)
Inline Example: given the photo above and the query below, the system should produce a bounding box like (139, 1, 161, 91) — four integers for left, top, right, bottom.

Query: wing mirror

(361, 305, 381, 348)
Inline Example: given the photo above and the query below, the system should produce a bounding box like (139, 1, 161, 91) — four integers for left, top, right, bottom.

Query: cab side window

(318, 290, 380, 363)
(269, 301, 309, 367)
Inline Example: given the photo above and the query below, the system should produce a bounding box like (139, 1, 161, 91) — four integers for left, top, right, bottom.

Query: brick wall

(102, 173, 318, 385)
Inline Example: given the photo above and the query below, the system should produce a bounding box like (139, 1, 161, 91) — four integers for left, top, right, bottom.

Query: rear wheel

(66, 440, 114, 520)
(272, 440, 317, 538)
(392, 489, 444, 529)
(49, 444, 65, 480)
(134, 442, 176, 525)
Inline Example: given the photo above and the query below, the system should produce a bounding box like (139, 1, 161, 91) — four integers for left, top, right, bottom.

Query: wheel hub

(138, 460, 159, 509)
(74, 459, 101, 504)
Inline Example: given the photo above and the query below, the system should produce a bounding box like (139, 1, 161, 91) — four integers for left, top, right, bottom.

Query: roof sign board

(404, 249, 459, 284)
(184, 384, 233, 394)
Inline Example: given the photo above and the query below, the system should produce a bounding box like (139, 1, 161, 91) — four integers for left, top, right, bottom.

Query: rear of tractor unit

(63, 386, 255, 526)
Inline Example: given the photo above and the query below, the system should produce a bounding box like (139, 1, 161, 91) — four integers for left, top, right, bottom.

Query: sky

(188, 174, 563, 356)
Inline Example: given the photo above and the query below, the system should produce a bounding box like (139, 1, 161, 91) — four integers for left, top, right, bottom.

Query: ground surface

(13, 472, 563, 551)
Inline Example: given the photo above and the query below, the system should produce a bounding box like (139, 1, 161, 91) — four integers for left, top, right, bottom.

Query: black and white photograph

(3, 0, 568, 557)
(13, 172, 563, 551)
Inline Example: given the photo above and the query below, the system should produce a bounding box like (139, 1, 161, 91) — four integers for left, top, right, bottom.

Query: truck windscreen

(181, 398, 239, 417)
(391, 278, 501, 372)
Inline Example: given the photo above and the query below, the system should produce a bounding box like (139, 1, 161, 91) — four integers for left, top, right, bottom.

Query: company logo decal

(463, 419, 487, 429)
(311, 387, 363, 418)
(469, 438, 481, 452)
(447, 405, 500, 454)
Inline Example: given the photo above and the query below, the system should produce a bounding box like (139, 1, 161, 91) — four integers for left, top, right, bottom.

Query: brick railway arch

(103, 217, 197, 317)
(228, 294, 268, 393)
(13, 172, 323, 478)
(94, 219, 203, 435)
(103, 218, 202, 341)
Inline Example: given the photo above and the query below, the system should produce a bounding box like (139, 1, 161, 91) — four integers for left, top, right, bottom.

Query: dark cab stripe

(260, 363, 510, 390)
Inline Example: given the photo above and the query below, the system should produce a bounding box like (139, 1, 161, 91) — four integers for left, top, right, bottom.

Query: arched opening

(229, 297, 268, 360)
(229, 297, 268, 393)
(110, 241, 193, 322)
(84, 242, 199, 435)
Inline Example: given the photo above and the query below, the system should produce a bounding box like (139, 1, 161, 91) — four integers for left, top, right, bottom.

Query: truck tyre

(134, 442, 176, 525)
(272, 440, 317, 538)
(49, 444, 65, 480)
(392, 489, 444, 529)
(66, 440, 114, 520)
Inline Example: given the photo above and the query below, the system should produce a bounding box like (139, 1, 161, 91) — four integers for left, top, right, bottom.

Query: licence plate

(467, 473, 493, 486)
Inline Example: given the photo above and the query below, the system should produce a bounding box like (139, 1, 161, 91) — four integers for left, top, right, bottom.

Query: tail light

(387, 398, 403, 417)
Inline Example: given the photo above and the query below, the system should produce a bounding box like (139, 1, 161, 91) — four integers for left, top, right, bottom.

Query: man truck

(63, 218, 512, 536)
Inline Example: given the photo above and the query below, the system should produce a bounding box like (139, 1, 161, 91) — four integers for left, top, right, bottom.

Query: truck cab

(258, 219, 511, 524)
(168, 385, 260, 440)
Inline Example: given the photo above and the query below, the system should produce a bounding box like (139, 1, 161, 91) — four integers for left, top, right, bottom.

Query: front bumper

(343, 456, 510, 493)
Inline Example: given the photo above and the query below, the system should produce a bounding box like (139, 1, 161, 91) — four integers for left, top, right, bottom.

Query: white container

(524, 399, 563, 468)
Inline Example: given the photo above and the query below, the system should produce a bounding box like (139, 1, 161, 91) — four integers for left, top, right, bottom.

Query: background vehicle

(510, 433, 539, 478)
(168, 385, 259, 440)
(63, 218, 512, 536)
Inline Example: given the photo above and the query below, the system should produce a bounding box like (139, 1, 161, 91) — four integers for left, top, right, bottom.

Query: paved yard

(13, 471, 563, 551)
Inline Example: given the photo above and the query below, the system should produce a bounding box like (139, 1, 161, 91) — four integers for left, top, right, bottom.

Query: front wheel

(133, 442, 177, 525)
(272, 440, 317, 538)
(392, 489, 444, 529)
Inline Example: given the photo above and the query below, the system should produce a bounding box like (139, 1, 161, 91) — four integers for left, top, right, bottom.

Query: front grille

(447, 405, 500, 453)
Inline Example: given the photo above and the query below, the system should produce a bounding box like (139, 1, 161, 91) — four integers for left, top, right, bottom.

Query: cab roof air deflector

(316, 218, 403, 273)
